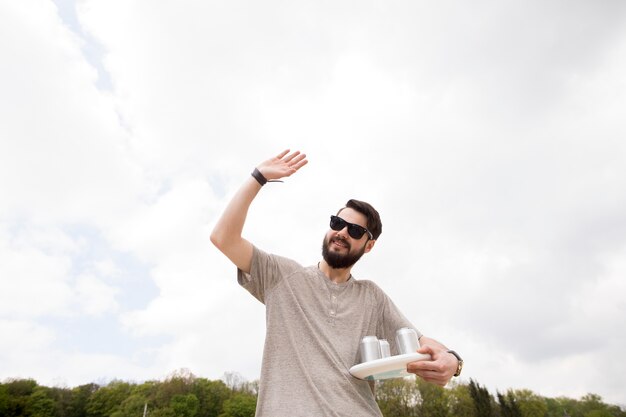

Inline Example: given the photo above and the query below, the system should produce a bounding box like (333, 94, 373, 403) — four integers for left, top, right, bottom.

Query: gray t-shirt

(238, 246, 421, 417)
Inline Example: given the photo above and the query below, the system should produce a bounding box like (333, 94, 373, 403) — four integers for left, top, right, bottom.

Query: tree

(46, 385, 74, 417)
(0, 384, 10, 417)
(193, 378, 231, 417)
(86, 381, 132, 417)
(376, 377, 420, 417)
(579, 394, 626, 417)
(469, 379, 494, 417)
(170, 393, 199, 417)
(448, 381, 476, 417)
(416, 377, 450, 417)
(511, 389, 548, 417)
(498, 391, 522, 417)
(219, 393, 256, 417)
(67, 384, 100, 417)
(155, 370, 196, 408)
(26, 387, 57, 417)
(110, 394, 148, 417)
(2, 379, 38, 417)
(150, 407, 176, 417)
(221, 372, 246, 392)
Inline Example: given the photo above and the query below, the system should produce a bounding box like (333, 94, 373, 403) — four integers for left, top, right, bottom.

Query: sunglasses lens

(330, 216, 345, 231)
(347, 224, 366, 239)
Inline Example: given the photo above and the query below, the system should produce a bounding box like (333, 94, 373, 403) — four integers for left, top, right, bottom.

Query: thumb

(417, 344, 435, 355)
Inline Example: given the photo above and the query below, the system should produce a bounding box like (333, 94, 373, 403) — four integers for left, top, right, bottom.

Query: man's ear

(364, 239, 376, 253)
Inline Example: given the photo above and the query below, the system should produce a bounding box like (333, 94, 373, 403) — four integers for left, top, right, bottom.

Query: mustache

(330, 235, 350, 250)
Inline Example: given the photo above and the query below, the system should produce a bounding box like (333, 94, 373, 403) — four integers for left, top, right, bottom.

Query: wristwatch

(447, 350, 464, 377)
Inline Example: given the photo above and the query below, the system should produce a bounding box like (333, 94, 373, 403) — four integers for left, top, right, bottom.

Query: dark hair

(338, 199, 382, 240)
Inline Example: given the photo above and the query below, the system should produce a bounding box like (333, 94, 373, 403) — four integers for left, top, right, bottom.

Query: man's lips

(331, 237, 349, 250)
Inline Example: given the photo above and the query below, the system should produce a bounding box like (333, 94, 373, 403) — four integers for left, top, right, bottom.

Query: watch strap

(447, 350, 463, 377)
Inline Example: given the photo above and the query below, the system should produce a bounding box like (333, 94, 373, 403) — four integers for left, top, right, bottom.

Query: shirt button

(330, 310, 336, 316)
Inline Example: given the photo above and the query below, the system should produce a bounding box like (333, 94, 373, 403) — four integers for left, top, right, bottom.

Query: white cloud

(0, 231, 73, 318)
(0, 0, 144, 227)
(75, 273, 120, 316)
(0, 319, 56, 358)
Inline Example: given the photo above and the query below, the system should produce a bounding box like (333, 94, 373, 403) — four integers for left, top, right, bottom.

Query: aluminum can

(396, 327, 420, 355)
(359, 335, 381, 363)
(379, 339, 391, 358)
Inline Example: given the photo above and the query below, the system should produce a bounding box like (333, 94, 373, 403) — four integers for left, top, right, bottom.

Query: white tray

(349, 352, 431, 380)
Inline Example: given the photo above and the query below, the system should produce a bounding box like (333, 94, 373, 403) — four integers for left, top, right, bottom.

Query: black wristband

(251, 168, 284, 186)
(251, 168, 268, 186)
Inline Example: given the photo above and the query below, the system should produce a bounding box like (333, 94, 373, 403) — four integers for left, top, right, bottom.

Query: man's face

(322, 208, 372, 269)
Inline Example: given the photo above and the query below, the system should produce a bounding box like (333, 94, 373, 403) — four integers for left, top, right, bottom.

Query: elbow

(210, 228, 224, 250)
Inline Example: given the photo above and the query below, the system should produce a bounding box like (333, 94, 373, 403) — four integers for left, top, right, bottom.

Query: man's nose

(335, 226, 350, 239)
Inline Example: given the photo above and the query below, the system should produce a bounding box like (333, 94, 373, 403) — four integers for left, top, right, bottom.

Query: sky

(1, 0, 626, 407)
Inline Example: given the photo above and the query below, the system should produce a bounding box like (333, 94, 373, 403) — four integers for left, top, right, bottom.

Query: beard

(322, 235, 366, 269)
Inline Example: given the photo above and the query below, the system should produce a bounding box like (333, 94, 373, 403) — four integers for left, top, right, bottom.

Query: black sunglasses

(329, 215, 373, 240)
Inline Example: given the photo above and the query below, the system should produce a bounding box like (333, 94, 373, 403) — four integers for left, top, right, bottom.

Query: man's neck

(318, 260, 352, 284)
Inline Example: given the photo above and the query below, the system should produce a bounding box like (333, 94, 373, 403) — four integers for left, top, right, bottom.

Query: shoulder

(353, 278, 388, 301)
(354, 278, 383, 291)
(252, 246, 304, 274)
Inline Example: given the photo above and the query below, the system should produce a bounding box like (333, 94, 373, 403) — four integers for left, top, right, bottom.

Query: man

(211, 149, 462, 417)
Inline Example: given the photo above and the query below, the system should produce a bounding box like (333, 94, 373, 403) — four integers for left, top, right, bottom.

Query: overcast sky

(1, 0, 626, 407)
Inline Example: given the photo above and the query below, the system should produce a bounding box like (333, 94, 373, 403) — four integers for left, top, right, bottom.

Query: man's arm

(210, 149, 307, 273)
(406, 336, 461, 386)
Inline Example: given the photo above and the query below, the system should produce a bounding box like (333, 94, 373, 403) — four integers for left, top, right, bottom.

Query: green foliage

(2, 378, 39, 417)
(447, 381, 476, 417)
(511, 389, 548, 417)
(469, 379, 495, 417)
(416, 377, 450, 417)
(219, 393, 257, 417)
(193, 378, 231, 417)
(26, 387, 56, 417)
(86, 380, 132, 417)
(498, 391, 522, 417)
(170, 393, 199, 417)
(110, 393, 148, 417)
(1, 373, 625, 417)
(67, 383, 100, 417)
(377, 377, 420, 417)
(0, 384, 10, 417)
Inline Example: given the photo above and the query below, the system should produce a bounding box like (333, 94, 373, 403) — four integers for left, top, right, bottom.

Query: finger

(407, 361, 432, 373)
(293, 158, 308, 170)
(408, 357, 442, 375)
(422, 377, 447, 387)
(417, 345, 434, 355)
(289, 153, 307, 167)
(282, 151, 302, 163)
(275, 149, 291, 160)
(416, 370, 448, 386)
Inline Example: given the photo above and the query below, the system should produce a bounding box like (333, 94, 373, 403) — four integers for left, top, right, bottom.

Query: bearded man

(211, 149, 462, 417)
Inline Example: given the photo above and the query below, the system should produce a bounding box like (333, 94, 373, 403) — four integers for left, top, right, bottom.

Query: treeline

(376, 377, 625, 417)
(1, 369, 624, 417)
(0, 370, 256, 417)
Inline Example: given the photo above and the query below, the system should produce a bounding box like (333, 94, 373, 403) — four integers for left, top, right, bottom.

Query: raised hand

(257, 149, 308, 182)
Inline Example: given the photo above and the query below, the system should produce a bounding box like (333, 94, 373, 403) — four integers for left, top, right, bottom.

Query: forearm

(210, 175, 261, 272)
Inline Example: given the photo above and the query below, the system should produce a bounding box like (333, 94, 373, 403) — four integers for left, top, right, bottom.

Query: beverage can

(395, 327, 420, 355)
(379, 339, 391, 358)
(359, 335, 381, 363)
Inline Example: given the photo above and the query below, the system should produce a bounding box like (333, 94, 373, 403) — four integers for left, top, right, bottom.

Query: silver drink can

(379, 339, 391, 358)
(396, 327, 420, 355)
(359, 335, 381, 363)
